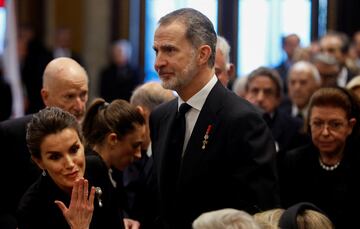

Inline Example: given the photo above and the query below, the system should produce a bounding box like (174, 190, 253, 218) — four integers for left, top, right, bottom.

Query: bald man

(130, 82, 175, 151)
(41, 57, 88, 121)
(0, 57, 88, 228)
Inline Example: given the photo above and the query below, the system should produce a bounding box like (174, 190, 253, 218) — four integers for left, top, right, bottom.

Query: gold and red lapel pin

(202, 125, 212, 150)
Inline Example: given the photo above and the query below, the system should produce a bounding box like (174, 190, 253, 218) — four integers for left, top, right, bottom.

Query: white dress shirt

(178, 75, 218, 155)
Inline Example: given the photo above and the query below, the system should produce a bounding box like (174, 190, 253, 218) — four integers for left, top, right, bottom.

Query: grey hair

(130, 82, 175, 111)
(246, 67, 283, 98)
(158, 8, 217, 67)
(232, 76, 248, 97)
(193, 208, 262, 229)
(217, 35, 231, 68)
(289, 61, 321, 85)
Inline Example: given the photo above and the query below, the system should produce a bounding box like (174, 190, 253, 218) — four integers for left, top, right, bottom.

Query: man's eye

(80, 92, 87, 101)
(165, 47, 175, 53)
(65, 94, 75, 100)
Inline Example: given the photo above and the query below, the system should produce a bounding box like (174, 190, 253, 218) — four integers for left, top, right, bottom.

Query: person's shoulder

(17, 176, 44, 212)
(275, 109, 302, 128)
(0, 114, 34, 135)
(284, 144, 314, 161)
(0, 114, 33, 127)
(221, 89, 262, 117)
(86, 154, 104, 169)
(151, 97, 177, 117)
(85, 154, 108, 182)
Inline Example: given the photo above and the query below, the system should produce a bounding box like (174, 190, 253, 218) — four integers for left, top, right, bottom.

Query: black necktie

(296, 112, 304, 120)
(175, 103, 192, 158)
(166, 103, 192, 188)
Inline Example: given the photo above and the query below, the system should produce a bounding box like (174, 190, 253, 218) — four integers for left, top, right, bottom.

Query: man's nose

(154, 53, 167, 72)
(256, 91, 265, 102)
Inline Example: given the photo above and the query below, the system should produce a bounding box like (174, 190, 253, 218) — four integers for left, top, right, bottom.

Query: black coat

(150, 80, 280, 228)
(17, 174, 74, 229)
(16, 155, 126, 229)
(0, 114, 41, 228)
(280, 143, 360, 229)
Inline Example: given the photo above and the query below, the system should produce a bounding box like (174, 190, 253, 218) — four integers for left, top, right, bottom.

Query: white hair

(289, 61, 321, 85)
(216, 35, 231, 68)
(193, 208, 262, 229)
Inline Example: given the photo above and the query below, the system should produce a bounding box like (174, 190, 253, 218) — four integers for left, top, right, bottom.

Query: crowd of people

(1, 7, 360, 229)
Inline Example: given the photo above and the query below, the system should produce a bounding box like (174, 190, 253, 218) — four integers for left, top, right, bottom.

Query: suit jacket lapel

(179, 81, 226, 180)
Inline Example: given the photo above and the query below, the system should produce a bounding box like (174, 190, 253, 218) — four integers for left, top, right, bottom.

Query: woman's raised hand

(55, 178, 95, 229)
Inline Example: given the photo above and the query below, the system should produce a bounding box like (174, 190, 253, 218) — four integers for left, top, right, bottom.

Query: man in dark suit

(319, 31, 359, 87)
(99, 39, 142, 102)
(0, 57, 89, 229)
(244, 67, 308, 154)
(275, 34, 301, 94)
(150, 8, 279, 229)
(279, 61, 321, 121)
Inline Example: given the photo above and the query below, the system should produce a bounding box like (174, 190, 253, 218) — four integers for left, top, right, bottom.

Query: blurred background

(1, 0, 360, 117)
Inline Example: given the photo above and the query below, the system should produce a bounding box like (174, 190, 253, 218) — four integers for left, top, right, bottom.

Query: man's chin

(161, 80, 177, 91)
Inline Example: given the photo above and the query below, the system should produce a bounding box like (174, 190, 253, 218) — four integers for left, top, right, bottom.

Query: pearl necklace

(318, 158, 341, 171)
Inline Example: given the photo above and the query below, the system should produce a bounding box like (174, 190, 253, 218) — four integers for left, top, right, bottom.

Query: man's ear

(348, 118, 357, 135)
(136, 106, 145, 116)
(136, 105, 150, 120)
(41, 88, 49, 106)
(227, 63, 235, 80)
(31, 156, 44, 170)
(197, 45, 212, 65)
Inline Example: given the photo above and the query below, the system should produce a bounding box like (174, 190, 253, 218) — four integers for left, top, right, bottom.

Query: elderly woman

(280, 87, 360, 228)
(17, 107, 95, 229)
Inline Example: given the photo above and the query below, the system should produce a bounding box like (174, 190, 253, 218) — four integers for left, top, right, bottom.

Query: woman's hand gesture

(55, 178, 95, 229)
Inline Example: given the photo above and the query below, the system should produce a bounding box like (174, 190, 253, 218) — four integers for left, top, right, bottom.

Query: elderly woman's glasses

(310, 119, 348, 132)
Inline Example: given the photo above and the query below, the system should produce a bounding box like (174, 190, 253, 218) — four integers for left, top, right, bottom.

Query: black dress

(17, 155, 126, 229)
(17, 174, 76, 229)
(280, 142, 360, 229)
(85, 154, 126, 229)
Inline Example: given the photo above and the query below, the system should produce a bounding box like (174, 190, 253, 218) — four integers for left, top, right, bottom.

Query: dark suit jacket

(122, 152, 157, 228)
(150, 81, 280, 228)
(265, 109, 310, 154)
(275, 60, 291, 94)
(0, 115, 41, 229)
(0, 75, 12, 121)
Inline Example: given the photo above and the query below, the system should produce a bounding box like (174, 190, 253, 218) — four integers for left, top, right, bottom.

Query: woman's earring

(42, 170, 46, 176)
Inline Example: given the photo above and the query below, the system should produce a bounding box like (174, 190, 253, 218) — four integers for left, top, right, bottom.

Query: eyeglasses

(309, 119, 348, 132)
(248, 88, 277, 97)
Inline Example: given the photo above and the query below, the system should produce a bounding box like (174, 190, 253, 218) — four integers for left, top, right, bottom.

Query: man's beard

(161, 54, 198, 91)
